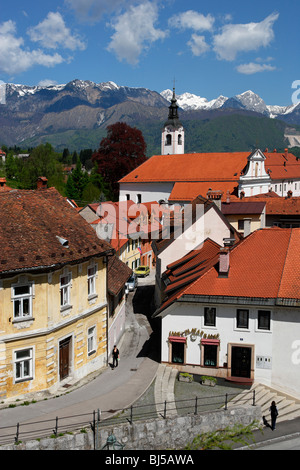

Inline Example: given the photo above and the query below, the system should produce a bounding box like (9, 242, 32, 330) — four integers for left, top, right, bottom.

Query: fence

(0, 389, 256, 449)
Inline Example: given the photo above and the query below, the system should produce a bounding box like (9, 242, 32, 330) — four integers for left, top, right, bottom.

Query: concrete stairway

(226, 382, 300, 424)
(154, 364, 178, 418)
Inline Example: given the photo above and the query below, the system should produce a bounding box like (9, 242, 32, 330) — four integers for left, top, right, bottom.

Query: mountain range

(1, 79, 300, 153)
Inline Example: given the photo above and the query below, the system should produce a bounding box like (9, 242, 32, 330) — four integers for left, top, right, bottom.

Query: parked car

(134, 265, 150, 277)
(125, 274, 138, 291)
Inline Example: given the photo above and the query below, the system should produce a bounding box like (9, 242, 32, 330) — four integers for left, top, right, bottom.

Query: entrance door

(59, 337, 71, 380)
(231, 346, 251, 378)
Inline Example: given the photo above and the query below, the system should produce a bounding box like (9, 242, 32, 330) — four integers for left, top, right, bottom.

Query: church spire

(161, 85, 185, 155)
(168, 87, 180, 121)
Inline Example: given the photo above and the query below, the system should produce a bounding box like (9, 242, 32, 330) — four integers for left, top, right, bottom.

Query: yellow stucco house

(0, 186, 115, 401)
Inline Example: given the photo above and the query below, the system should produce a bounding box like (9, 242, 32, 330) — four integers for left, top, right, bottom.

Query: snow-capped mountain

(160, 88, 299, 120)
(1, 79, 300, 149)
(160, 89, 227, 111)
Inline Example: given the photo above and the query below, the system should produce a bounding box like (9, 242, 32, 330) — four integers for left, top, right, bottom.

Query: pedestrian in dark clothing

(112, 345, 119, 369)
(270, 401, 278, 430)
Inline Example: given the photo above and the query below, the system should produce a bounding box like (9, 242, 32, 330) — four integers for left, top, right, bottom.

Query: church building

(119, 92, 300, 205)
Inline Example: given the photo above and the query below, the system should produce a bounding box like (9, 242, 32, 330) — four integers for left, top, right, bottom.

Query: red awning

(169, 336, 186, 343)
(201, 338, 220, 346)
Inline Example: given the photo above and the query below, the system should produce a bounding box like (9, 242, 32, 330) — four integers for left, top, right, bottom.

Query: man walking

(112, 345, 119, 369)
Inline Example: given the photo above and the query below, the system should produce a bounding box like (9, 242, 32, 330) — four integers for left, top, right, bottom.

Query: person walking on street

(270, 401, 278, 430)
(112, 345, 119, 369)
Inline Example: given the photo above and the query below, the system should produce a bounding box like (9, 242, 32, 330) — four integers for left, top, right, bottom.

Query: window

(15, 348, 33, 382)
(203, 345, 217, 367)
(258, 310, 271, 330)
(60, 273, 71, 308)
(236, 309, 249, 329)
(137, 194, 141, 204)
(126, 194, 130, 201)
(87, 326, 96, 355)
(204, 307, 216, 326)
(238, 219, 244, 231)
(275, 185, 277, 192)
(178, 134, 182, 145)
(166, 134, 172, 146)
(13, 284, 33, 319)
(88, 265, 97, 297)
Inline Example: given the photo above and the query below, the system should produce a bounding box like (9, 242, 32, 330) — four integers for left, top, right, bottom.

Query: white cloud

(28, 12, 86, 51)
(187, 34, 210, 56)
(168, 11, 215, 31)
(236, 62, 276, 74)
(0, 20, 63, 75)
(213, 12, 279, 61)
(107, 2, 167, 65)
(37, 79, 59, 87)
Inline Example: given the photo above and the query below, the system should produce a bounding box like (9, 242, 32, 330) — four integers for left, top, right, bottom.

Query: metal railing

(0, 389, 255, 448)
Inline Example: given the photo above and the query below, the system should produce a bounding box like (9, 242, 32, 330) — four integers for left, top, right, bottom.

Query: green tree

(65, 156, 89, 204)
(19, 143, 65, 191)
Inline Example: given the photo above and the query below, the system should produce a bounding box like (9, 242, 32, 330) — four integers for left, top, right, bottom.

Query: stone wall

(0, 405, 261, 451)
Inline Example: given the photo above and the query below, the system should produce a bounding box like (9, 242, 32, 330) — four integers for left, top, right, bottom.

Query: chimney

(206, 189, 224, 210)
(243, 218, 252, 237)
(285, 148, 288, 159)
(0, 177, 6, 189)
(37, 176, 48, 190)
(226, 190, 231, 204)
(219, 246, 230, 277)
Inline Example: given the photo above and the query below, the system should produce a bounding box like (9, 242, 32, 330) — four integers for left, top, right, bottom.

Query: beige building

(0, 187, 114, 401)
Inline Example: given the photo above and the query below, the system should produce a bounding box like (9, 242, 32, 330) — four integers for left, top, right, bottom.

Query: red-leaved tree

(92, 122, 147, 200)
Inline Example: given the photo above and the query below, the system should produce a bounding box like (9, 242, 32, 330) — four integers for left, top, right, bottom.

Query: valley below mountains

(1, 79, 300, 155)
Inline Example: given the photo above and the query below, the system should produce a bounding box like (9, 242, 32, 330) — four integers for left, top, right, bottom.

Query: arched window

(178, 134, 182, 145)
(165, 134, 172, 146)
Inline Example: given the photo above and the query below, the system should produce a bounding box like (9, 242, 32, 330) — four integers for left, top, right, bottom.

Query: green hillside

(19, 113, 296, 157)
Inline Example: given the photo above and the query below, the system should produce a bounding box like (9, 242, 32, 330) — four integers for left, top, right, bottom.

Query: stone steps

(154, 364, 177, 417)
(227, 382, 300, 424)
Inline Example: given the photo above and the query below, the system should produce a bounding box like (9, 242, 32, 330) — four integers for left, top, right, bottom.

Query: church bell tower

(161, 87, 185, 155)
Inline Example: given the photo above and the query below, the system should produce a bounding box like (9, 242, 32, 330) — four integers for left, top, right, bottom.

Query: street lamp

(101, 432, 125, 450)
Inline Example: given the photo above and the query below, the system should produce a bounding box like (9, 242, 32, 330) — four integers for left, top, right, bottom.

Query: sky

(0, 0, 300, 106)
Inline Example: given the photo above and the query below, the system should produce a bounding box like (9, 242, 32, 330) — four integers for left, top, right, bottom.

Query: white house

(153, 227, 300, 399)
(152, 195, 241, 307)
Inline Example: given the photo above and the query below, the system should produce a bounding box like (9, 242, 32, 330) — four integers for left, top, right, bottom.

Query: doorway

(59, 336, 72, 381)
(231, 346, 252, 378)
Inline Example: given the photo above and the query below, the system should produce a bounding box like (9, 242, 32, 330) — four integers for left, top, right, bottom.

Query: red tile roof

(119, 152, 249, 183)
(107, 255, 132, 296)
(119, 150, 300, 188)
(156, 227, 300, 315)
(169, 181, 239, 202)
(239, 194, 300, 215)
(157, 239, 222, 314)
(0, 187, 114, 275)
